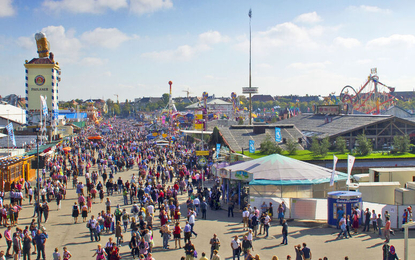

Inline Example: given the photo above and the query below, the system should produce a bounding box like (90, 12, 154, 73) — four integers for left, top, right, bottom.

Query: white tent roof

(224, 153, 348, 185)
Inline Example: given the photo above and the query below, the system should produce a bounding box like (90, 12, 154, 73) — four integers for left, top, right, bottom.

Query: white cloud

(81, 28, 131, 49)
(357, 59, 372, 64)
(129, 0, 172, 15)
(41, 25, 83, 63)
(16, 36, 34, 49)
(42, 0, 128, 14)
(142, 30, 229, 61)
(0, 0, 16, 17)
(81, 57, 108, 66)
(367, 34, 415, 49)
(288, 61, 331, 70)
(348, 5, 391, 14)
(294, 12, 322, 24)
(333, 37, 361, 48)
(142, 44, 197, 61)
(237, 22, 319, 54)
(198, 31, 229, 45)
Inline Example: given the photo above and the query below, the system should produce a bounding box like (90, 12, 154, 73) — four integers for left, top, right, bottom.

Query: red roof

(27, 58, 54, 64)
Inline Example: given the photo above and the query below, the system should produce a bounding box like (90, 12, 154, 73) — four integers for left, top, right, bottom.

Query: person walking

(211, 250, 221, 260)
(92, 244, 107, 260)
(161, 223, 171, 250)
(210, 234, 220, 260)
(371, 209, 377, 232)
(281, 219, 288, 245)
(88, 215, 99, 242)
(377, 214, 383, 237)
(384, 217, 391, 243)
(242, 208, 249, 231)
(263, 214, 271, 238)
(189, 211, 198, 238)
(230, 235, 241, 260)
(337, 214, 347, 239)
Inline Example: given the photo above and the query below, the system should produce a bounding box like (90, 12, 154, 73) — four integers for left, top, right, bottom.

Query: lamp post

(36, 133, 40, 229)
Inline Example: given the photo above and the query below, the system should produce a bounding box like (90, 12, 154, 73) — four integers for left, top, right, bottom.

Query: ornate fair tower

(24, 32, 61, 125)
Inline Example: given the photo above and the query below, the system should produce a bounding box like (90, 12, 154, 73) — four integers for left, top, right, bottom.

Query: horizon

(1, 1, 415, 101)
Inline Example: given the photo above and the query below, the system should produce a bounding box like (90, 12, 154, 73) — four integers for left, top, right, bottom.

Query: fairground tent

(223, 154, 348, 198)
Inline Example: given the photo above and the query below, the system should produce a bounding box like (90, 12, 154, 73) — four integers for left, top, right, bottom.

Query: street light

(36, 133, 41, 229)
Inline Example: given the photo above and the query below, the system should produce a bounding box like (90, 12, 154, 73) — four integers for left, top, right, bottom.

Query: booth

(327, 191, 362, 227)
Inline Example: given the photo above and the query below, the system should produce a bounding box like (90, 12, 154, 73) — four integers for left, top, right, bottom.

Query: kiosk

(327, 191, 362, 227)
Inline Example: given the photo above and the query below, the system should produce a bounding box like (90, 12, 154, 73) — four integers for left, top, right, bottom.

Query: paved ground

(8, 165, 414, 260)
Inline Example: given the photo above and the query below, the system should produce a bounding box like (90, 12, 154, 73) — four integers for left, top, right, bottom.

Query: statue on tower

(35, 32, 50, 58)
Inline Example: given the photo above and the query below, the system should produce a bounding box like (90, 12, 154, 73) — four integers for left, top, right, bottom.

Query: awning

(180, 130, 213, 135)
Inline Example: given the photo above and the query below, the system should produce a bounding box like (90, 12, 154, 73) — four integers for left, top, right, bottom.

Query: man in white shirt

(230, 235, 241, 260)
(242, 208, 250, 231)
(147, 203, 154, 217)
(88, 215, 99, 242)
(193, 197, 200, 215)
(188, 211, 198, 238)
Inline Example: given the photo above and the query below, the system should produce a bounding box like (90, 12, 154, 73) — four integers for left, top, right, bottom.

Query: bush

(355, 134, 372, 156)
(311, 137, 330, 157)
(393, 135, 411, 153)
(335, 136, 347, 154)
(285, 138, 298, 155)
(260, 134, 283, 155)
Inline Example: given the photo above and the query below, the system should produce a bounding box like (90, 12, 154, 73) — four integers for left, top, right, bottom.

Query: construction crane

(182, 88, 192, 98)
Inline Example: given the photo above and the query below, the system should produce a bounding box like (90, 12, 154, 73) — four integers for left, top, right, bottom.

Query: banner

(6, 123, 16, 147)
(53, 106, 59, 123)
(216, 143, 221, 159)
(330, 155, 338, 186)
(347, 154, 355, 185)
(249, 140, 255, 153)
(40, 95, 48, 116)
(275, 127, 282, 142)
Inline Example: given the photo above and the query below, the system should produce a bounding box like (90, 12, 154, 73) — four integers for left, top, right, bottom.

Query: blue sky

(1, 0, 415, 102)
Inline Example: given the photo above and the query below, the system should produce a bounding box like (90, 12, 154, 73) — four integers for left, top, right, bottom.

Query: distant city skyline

(1, 0, 415, 102)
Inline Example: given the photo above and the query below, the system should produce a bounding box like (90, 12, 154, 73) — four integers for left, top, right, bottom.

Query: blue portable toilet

(327, 191, 362, 227)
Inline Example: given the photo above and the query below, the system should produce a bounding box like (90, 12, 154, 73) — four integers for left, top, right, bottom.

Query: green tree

(311, 137, 330, 157)
(121, 99, 131, 117)
(335, 136, 347, 154)
(393, 135, 411, 153)
(355, 134, 372, 156)
(285, 138, 298, 155)
(112, 103, 121, 115)
(311, 137, 321, 156)
(162, 93, 170, 105)
(320, 137, 330, 157)
(260, 134, 282, 155)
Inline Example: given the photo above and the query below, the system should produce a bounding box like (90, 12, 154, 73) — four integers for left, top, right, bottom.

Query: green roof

(24, 141, 60, 156)
(71, 121, 86, 128)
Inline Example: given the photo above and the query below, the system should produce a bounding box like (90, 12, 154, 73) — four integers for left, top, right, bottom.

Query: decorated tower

(24, 32, 61, 125)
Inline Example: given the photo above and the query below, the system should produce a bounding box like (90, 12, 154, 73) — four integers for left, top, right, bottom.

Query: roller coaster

(340, 70, 395, 114)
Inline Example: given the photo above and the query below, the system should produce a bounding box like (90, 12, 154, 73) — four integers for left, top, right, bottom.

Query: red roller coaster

(340, 70, 396, 114)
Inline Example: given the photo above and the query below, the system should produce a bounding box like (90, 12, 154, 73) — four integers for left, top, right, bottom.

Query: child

(53, 247, 61, 260)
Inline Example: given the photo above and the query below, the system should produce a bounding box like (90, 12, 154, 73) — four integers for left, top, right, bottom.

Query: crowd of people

(0, 118, 406, 260)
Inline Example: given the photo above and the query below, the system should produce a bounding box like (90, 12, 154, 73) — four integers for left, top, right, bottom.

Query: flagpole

(7, 110, 9, 156)
(248, 8, 252, 125)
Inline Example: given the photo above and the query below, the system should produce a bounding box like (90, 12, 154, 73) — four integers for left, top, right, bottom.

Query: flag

(275, 127, 281, 142)
(5, 123, 16, 146)
(40, 95, 48, 116)
(249, 140, 255, 153)
(248, 9, 252, 18)
(216, 143, 221, 159)
(330, 155, 338, 186)
(346, 155, 355, 185)
(53, 106, 59, 123)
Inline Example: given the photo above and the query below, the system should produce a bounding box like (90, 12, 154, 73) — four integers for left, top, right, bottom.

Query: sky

(1, 0, 415, 102)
